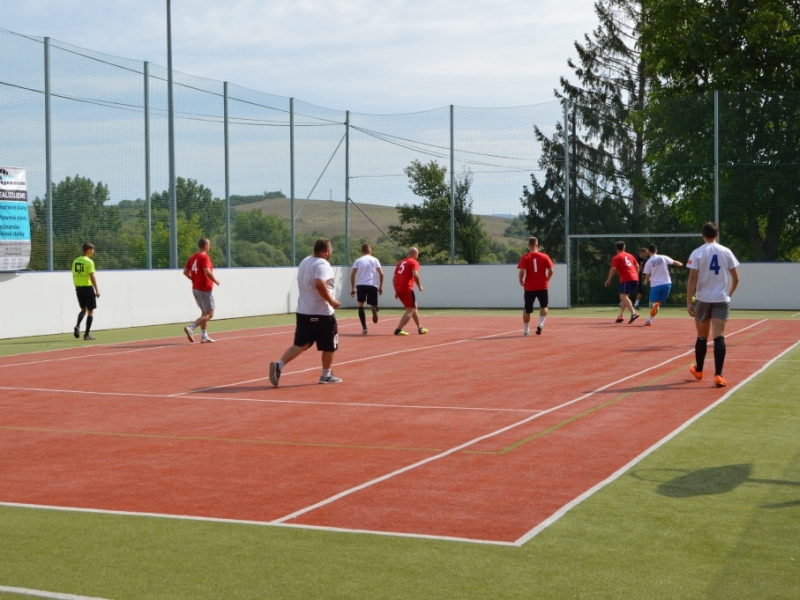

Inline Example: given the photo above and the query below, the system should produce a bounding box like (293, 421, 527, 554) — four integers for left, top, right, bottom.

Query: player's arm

(350, 268, 358, 297)
(314, 278, 340, 309)
(605, 267, 617, 287)
(546, 265, 554, 282)
(686, 268, 698, 316)
(413, 269, 423, 292)
(89, 272, 100, 298)
(183, 266, 192, 281)
(672, 260, 684, 268)
(204, 267, 220, 286)
(518, 268, 525, 286)
(728, 267, 739, 297)
(377, 267, 384, 294)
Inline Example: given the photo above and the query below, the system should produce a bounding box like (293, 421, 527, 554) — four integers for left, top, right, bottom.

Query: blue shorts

(619, 280, 638, 296)
(649, 283, 672, 305)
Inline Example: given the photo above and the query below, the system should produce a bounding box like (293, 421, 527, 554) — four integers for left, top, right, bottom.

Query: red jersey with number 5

(394, 257, 420, 292)
(611, 252, 639, 283)
(186, 252, 214, 291)
(517, 251, 553, 291)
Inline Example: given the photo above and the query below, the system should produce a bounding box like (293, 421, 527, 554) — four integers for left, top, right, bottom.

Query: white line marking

(176, 329, 520, 396)
(0, 502, 514, 547)
(792, 312, 800, 318)
(0, 385, 538, 414)
(271, 319, 769, 525)
(514, 335, 800, 546)
(0, 585, 111, 600)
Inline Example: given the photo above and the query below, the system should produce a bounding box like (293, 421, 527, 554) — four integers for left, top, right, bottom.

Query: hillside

(233, 197, 521, 242)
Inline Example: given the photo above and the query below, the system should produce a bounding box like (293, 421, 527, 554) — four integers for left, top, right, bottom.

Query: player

(393, 247, 427, 336)
(634, 247, 649, 309)
(604, 241, 640, 324)
(642, 244, 684, 326)
(350, 243, 384, 335)
(517, 237, 554, 336)
(269, 238, 342, 386)
(183, 238, 220, 343)
(71, 242, 100, 341)
(686, 222, 740, 388)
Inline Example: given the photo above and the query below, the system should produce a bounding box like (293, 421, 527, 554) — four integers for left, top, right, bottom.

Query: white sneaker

(319, 374, 342, 384)
(201, 335, 215, 343)
(362, 328, 368, 335)
(524, 330, 530, 336)
(184, 326, 194, 343)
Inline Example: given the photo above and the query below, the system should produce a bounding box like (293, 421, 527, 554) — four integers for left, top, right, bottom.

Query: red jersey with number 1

(186, 252, 214, 291)
(394, 257, 420, 292)
(611, 251, 639, 283)
(517, 251, 553, 291)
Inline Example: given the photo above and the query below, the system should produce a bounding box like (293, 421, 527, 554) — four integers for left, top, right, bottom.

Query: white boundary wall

(0, 263, 797, 339)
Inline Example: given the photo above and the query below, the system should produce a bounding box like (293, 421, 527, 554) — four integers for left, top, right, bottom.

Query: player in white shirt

(350, 244, 384, 334)
(686, 223, 740, 388)
(642, 243, 684, 326)
(269, 238, 343, 386)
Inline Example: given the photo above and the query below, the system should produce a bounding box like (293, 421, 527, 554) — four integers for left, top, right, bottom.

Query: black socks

(76, 312, 86, 327)
(85, 315, 93, 335)
(358, 307, 366, 329)
(713, 336, 726, 376)
(695, 337, 708, 372)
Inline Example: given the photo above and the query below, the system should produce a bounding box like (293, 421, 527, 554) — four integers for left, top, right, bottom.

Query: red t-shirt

(394, 257, 420, 292)
(186, 252, 214, 291)
(611, 252, 639, 283)
(517, 251, 553, 291)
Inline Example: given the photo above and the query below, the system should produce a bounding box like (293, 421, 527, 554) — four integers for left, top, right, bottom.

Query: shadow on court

(630, 464, 800, 507)
(191, 383, 319, 393)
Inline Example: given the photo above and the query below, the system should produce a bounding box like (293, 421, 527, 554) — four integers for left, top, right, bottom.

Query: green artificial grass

(1, 311, 798, 598)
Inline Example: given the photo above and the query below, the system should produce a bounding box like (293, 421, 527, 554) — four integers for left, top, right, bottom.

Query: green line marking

(0, 425, 442, 454)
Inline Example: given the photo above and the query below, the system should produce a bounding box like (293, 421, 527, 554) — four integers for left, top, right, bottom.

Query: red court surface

(1, 315, 798, 544)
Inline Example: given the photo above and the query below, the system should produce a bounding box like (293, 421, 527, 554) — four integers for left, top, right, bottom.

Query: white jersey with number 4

(687, 242, 739, 303)
(643, 254, 676, 287)
(352, 254, 382, 287)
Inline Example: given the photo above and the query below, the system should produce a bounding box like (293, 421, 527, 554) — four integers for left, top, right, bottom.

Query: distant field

(235, 197, 523, 242)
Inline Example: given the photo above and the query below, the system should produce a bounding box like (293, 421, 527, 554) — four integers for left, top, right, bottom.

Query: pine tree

(522, 0, 664, 259)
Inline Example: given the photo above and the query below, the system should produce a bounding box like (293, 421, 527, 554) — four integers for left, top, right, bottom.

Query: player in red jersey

(517, 237, 554, 336)
(604, 240, 640, 324)
(182, 238, 221, 343)
(392, 247, 427, 336)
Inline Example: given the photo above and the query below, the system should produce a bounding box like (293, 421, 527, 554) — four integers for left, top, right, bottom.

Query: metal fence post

(290, 97, 295, 266)
(44, 37, 53, 271)
(167, 0, 178, 269)
(563, 99, 570, 308)
(345, 110, 350, 266)
(144, 61, 152, 269)
(714, 90, 719, 231)
(224, 81, 231, 268)
(449, 104, 455, 265)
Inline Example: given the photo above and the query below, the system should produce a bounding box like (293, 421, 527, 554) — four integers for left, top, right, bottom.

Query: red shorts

(396, 288, 416, 308)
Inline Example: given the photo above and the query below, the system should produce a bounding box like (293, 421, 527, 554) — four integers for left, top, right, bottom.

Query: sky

(4, 0, 599, 114)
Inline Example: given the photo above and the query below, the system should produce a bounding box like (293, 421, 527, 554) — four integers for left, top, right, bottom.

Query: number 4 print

(710, 254, 720, 275)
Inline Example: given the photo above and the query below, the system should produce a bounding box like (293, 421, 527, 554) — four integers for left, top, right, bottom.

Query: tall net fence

(1, 29, 798, 304)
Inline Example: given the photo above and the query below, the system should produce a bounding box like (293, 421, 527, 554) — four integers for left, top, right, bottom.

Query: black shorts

(636, 278, 647, 295)
(294, 313, 338, 352)
(356, 285, 379, 306)
(75, 286, 97, 310)
(524, 289, 549, 313)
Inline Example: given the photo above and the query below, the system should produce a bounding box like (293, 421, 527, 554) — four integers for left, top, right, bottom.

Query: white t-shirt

(296, 255, 336, 315)
(643, 254, 676, 287)
(352, 254, 382, 287)
(687, 242, 740, 303)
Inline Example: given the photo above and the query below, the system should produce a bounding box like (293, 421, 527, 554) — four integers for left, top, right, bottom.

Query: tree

(233, 209, 290, 249)
(389, 160, 491, 264)
(150, 177, 225, 237)
(520, 1, 692, 262)
(642, 0, 800, 261)
(31, 175, 123, 269)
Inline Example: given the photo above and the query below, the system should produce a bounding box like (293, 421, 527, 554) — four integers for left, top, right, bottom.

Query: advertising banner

(0, 166, 31, 271)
